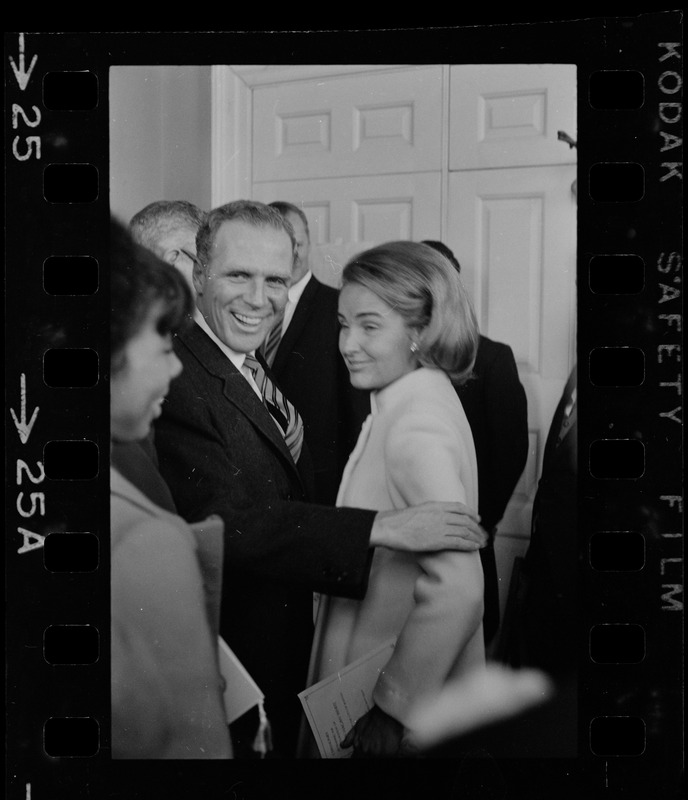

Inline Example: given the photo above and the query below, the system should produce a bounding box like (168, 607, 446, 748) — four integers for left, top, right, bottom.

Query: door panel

(449, 64, 577, 170)
(252, 66, 443, 182)
(253, 172, 442, 286)
(448, 164, 576, 538)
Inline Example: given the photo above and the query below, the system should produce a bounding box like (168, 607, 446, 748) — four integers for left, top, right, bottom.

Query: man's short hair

(422, 240, 462, 274)
(129, 200, 206, 256)
(268, 201, 310, 239)
(111, 217, 193, 375)
(196, 200, 296, 269)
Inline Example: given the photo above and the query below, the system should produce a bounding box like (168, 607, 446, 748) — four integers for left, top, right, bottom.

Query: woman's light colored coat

(309, 367, 485, 726)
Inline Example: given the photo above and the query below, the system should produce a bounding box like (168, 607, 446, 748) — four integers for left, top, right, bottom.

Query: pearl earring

(410, 342, 419, 354)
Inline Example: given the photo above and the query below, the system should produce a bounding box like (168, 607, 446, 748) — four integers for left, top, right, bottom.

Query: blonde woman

(308, 241, 485, 757)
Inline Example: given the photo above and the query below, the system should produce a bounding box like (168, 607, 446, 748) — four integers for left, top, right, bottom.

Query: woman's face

(338, 282, 418, 391)
(110, 304, 183, 442)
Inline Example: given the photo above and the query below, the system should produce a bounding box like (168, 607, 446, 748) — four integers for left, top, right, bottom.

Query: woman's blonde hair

(342, 241, 479, 385)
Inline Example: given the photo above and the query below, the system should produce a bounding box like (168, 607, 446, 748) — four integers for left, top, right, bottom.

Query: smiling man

(152, 200, 488, 758)
(193, 209, 292, 353)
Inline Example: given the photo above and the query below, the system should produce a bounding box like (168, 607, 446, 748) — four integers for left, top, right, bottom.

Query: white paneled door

(251, 66, 443, 182)
(252, 172, 442, 287)
(448, 164, 577, 538)
(249, 65, 446, 288)
(449, 63, 578, 170)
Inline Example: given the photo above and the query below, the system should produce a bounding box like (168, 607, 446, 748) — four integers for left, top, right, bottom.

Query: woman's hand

(341, 705, 406, 758)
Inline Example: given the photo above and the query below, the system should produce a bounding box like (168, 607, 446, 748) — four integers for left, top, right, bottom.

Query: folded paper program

(298, 638, 397, 758)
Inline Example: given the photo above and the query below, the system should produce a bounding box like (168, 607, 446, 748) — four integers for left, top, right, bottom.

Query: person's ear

(192, 258, 205, 295)
(163, 248, 180, 266)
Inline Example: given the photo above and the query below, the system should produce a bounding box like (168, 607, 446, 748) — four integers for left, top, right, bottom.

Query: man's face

(193, 219, 293, 353)
(158, 226, 198, 291)
(285, 211, 310, 284)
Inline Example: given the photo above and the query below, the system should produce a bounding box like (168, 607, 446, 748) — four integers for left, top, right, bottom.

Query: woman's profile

(306, 240, 485, 757)
(109, 219, 231, 759)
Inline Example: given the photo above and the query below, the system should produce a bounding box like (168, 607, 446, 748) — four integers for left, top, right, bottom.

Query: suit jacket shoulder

(459, 334, 528, 531)
(474, 334, 517, 371)
(270, 277, 370, 504)
(378, 369, 478, 509)
(272, 276, 338, 372)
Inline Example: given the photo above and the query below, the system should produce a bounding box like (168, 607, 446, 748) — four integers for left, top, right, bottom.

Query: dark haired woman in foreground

(110, 219, 231, 758)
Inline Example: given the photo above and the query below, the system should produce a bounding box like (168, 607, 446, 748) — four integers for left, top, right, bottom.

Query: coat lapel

(111, 465, 182, 526)
(179, 323, 297, 469)
(271, 275, 321, 375)
(335, 413, 373, 506)
(543, 369, 577, 462)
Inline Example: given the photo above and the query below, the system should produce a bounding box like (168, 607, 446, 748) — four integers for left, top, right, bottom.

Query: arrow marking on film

(10, 374, 39, 444)
(9, 33, 38, 91)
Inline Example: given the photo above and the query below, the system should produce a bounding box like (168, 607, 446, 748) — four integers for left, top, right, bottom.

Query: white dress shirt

(194, 312, 263, 399)
(281, 270, 312, 334)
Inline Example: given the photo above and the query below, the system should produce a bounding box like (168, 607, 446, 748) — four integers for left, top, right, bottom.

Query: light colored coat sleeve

(111, 511, 232, 759)
(372, 408, 485, 725)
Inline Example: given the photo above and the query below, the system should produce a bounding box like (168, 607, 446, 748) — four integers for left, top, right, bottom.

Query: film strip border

(579, 29, 683, 787)
(4, 20, 683, 798)
(5, 31, 112, 795)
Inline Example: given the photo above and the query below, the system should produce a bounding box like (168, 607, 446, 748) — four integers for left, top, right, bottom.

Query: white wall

(109, 66, 213, 224)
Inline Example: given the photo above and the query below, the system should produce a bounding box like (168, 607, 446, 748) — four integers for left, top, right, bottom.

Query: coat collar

(543, 368, 577, 458)
(178, 322, 298, 470)
(371, 367, 450, 415)
(111, 465, 182, 526)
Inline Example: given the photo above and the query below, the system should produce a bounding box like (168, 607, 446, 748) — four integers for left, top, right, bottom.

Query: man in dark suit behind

(520, 367, 577, 677)
(441, 368, 577, 760)
(266, 201, 369, 504)
(111, 200, 207, 512)
(153, 202, 488, 757)
(423, 241, 529, 646)
(129, 199, 205, 291)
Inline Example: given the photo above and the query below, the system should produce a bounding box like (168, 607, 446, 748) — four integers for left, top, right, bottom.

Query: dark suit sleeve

(479, 344, 529, 531)
(521, 410, 577, 675)
(154, 369, 375, 600)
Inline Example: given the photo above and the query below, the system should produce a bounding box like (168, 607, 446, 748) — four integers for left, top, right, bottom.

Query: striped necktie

(261, 309, 285, 367)
(244, 353, 304, 464)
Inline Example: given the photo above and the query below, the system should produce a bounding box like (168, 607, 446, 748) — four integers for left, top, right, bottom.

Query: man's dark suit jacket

(153, 322, 375, 756)
(520, 367, 577, 677)
(458, 335, 529, 644)
(270, 276, 370, 504)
